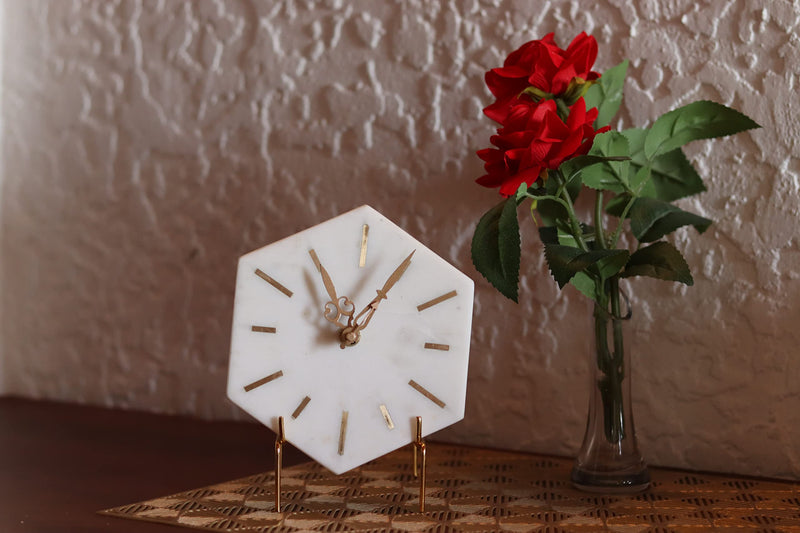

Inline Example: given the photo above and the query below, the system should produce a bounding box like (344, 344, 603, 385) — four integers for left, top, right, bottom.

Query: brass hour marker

(379, 404, 395, 429)
(338, 411, 349, 455)
(359, 224, 369, 267)
(308, 248, 321, 271)
(424, 342, 450, 351)
(417, 290, 458, 312)
(251, 325, 276, 333)
(254, 269, 293, 298)
(244, 370, 284, 392)
(292, 396, 311, 419)
(408, 379, 446, 408)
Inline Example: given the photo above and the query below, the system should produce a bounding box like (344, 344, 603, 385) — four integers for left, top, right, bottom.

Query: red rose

(483, 32, 600, 125)
(476, 98, 609, 196)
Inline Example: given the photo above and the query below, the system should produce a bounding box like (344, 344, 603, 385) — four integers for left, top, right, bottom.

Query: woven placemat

(101, 443, 800, 531)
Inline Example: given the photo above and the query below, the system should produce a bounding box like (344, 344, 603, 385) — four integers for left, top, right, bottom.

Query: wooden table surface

(5, 397, 800, 533)
(0, 397, 309, 533)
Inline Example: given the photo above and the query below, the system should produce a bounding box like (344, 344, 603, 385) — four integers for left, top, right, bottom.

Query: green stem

(594, 191, 607, 250)
(522, 192, 569, 209)
(609, 195, 637, 248)
(594, 277, 627, 444)
(555, 171, 589, 252)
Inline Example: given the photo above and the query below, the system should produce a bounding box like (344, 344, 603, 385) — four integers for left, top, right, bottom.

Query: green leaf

(629, 165, 652, 195)
(595, 250, 630, 279)
(471, 198, 521, 302)
(534, 197, 567, 227)
(559, 154, 631, 189)
(544, 244, 629, 289)
(621, 127, 646, 155)
(629, 197, 712, 242)
(580, 131, 631, 193)
(622, 241, 694, 285)
(621, 128, 648, 191)
(648, 149, 706, 201)
(563, 224, 597, 248)
(624, 127, 705, 201)
(514, 182, 529, 203)
(644, 101, 760, 159)
(570, 271, 601, 301)
(584, 59, 629, 127)
(538, 226, 558, 245)
(538, 224, 596, 249)
(543, 245, 589, 288)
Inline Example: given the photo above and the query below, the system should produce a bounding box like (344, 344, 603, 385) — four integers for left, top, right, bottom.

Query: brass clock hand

(308, 249, 354, 329)
(376, 249, 416, 299)
(339, 250, 415, 348)
(355, 248, 416, 327)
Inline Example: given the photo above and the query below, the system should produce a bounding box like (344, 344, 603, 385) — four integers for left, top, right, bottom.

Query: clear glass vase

(570, 302, 650, 492)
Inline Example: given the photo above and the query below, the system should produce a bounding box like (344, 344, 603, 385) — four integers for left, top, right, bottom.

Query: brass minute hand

(351, 249, 416, 332)
(308, 250, 354, 328)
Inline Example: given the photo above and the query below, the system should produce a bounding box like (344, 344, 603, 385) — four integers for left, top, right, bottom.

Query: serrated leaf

(584, 59, 629, 127)
(629, 197, 712, 242)
(644, 101, 760, 159)
(621, 127, 646, 155)
(622, 241, 694, 285)
(472, 197, 521, 302)
(580, 131, 631, 193)
(544, 244, 629, 289)
(543, 245, 588, 288)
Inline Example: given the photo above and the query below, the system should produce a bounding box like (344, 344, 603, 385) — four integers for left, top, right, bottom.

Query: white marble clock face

(227, 205, 474, 474)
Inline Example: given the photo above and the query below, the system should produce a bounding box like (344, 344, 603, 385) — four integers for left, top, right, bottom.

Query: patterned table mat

(101, 444, 800, 532)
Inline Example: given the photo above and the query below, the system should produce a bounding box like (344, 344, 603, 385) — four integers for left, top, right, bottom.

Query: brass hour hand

(309, 249, 354, 328)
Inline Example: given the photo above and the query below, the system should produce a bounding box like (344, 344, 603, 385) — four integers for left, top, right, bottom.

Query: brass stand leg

(274, 416, 286, 512)
(412, 416, 426, 513)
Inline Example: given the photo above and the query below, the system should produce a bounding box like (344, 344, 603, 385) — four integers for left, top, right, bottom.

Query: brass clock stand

(273, 416, 428, 513)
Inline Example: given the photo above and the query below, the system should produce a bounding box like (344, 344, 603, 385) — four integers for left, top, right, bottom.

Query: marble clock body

(227, 205, 474, 474)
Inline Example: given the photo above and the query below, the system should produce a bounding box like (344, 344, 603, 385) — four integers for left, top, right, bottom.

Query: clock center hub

(338, 325, 361, 349)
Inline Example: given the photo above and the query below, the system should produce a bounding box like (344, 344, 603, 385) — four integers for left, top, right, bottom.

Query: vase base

(570, 466, 651, 493)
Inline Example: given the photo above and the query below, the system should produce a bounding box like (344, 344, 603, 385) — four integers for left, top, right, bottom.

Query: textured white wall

(1, 0, 798, 479)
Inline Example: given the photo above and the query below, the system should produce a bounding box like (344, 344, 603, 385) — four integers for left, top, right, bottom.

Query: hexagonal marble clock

(227, 205, 474, 474)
